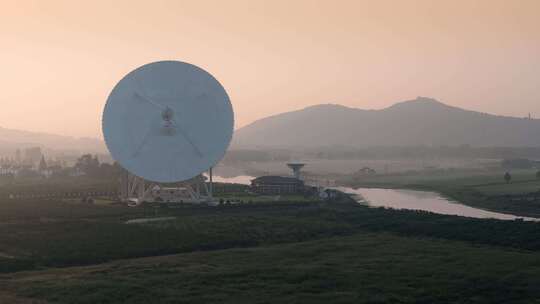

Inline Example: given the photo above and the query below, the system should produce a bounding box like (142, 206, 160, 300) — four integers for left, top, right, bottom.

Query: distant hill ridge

(0, 126, 105, 153)
(233, 97, 540, 148)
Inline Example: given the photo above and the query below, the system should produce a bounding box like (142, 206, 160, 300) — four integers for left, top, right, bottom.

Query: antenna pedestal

(120, 171, 214, 204)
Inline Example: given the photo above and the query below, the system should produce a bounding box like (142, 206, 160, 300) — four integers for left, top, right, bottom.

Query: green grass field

(215, 192, 317, 203)
(2, 197, 540, 303)
(5, 232, 540, 304)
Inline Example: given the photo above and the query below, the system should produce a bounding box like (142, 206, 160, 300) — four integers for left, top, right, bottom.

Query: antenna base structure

(120, 169, 214, 204)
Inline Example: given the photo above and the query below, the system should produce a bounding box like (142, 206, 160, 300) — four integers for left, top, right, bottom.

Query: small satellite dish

(287, 162, 305, 180)
(102, 61, 234, 184)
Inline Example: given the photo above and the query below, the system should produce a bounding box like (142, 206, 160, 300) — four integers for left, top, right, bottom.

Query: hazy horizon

(2, 0, 539, 138)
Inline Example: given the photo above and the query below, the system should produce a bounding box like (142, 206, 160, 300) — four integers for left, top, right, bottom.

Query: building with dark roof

(250, 176, 305, 195)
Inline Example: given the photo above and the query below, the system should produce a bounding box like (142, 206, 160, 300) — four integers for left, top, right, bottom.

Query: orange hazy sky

(1, 0, 539, 138)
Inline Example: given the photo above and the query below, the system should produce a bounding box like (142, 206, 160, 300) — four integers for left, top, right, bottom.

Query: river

(211, 175, 539, 221)
(336, 187, 538, 221)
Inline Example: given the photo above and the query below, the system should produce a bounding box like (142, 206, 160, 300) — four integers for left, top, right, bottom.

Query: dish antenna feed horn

(102, 61, 234, 204)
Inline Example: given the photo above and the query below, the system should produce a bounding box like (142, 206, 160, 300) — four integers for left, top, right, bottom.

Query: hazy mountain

(0, 127, 106, 155)
(233, 97, 540, 149)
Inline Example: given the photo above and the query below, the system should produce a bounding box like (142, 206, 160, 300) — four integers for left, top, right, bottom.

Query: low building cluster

(250, 176, 305, 195)
(249, 175, 343, 201)
(0, 147, 84, 181)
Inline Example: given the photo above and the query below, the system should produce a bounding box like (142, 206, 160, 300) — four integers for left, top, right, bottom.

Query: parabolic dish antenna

(102, 61, 234, 183)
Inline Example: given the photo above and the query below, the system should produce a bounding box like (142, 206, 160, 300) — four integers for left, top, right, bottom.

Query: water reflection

(206, 175, 254, 185)
(338, 187, 539, 221)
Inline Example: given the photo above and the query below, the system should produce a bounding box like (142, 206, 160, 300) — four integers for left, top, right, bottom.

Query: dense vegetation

(6, 232, 540, 304)
(0, 176, 118, 199)
(2, 181, 540, 303)
(2, 197, 540, 275)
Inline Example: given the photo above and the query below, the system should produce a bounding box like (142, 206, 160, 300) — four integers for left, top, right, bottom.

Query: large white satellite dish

(102, 61, 234, 189)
